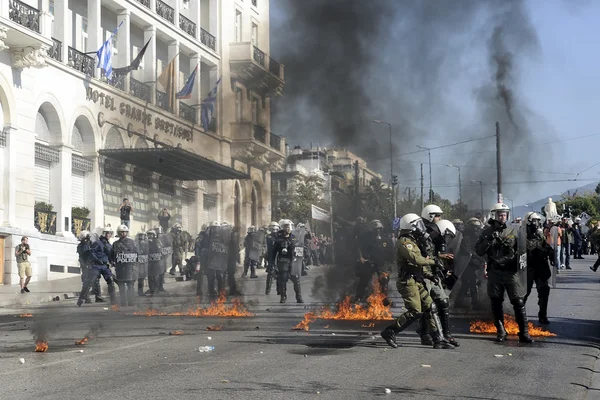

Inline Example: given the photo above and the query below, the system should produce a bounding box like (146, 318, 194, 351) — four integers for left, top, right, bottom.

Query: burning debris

(294, 282, 392, 331)
(111, 305, 120, 312)
(134, 292, 254, 318)
(206, 325, 223, 331)
(19, 314, 33, 318)
(35, 341, 48, 352)
(470, 314, 556, 337)
(75, 323, 102, 345)
(75, 337, 90, 345)
(169, 331, 183, 335)
(361, 323, 375, 328)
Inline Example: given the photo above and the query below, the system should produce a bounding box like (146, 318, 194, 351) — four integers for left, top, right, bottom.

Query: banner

(311, 204, 331, 222)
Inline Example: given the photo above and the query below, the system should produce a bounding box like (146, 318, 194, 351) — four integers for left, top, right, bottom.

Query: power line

(401, 178, 597, 189)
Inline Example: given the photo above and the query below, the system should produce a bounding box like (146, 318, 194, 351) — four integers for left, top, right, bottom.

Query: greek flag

(176, 64, 198, 100)
(96, 21, 123, 79)
(201, 77, 221, 131)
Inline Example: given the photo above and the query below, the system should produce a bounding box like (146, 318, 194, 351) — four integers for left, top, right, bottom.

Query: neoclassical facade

(0, 0, 285, 284)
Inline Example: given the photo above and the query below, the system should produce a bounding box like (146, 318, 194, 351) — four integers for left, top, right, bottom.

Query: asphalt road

(0, 259, 598, 400)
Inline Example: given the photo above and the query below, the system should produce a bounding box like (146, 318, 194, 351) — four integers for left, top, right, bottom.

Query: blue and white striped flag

(176, 63, 199, 100)
(96, 21, 123, 79)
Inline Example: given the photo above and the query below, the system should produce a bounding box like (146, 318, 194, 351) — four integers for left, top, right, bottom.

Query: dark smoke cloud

(271, 0, 549, 210)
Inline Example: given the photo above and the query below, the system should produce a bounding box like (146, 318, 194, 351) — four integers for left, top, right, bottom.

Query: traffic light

(391, 175, 398, 187)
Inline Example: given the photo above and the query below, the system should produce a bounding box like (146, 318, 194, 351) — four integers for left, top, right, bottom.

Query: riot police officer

(227, 226, 241, 295)
(112, 225, 138, 307)
(265, 221, 279, 295)
(380, 214, 454, 349)
(476, 203, 533, 343)
(76, 231, 94, 304)
(357, 220, 393, 299)
(243, 226, 259, 278)
(523, 212, 553, 325)
(146, 229, 163, 295)
(136, 230, 149, 296)
(455, 217, 485, 309)
(274, 219, 303, 303)
(77, 226, 117, 306)
(419, 205, 459, 347)
(170, 223, 186, 276)
(155, 225, 170, 293)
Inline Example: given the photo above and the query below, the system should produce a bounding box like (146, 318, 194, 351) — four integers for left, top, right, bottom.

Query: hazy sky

(270, 0, 600, 208)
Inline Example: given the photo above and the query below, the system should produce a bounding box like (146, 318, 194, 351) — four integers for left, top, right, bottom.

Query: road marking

(0, 336, 171, 376)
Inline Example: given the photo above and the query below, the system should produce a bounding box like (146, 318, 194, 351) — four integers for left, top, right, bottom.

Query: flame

(169, 331, 183, 335)
(362, 322, 375, 328)
(19, 314, 33, 318)
(470, 314, 557, 337)
(35, 341, 48, 352)
(206, 325, 223, 331)
(111, 305, 120, 312)
(134, 292, 254, 317)
(75, 337, 90, 345)
(293, 280, 392, 331)
(293, 312, 317, 331)
(323, 325, 330, 329)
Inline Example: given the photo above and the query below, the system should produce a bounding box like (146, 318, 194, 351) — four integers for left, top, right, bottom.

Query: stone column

(168, 41, 180, 116)
(87, 0, 102, 78)
(54, 0, 69, 65)
(173, 0, 180, 34)
(144, 25, 157, 104)
(2, 125, 17, 227)
(117, 9, 131, 92)
(51, 146, 74, 238)
(0, 0, 8, 20)
(87, 155, 104, 230)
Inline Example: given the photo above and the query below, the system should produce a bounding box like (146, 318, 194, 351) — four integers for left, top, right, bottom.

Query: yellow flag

(158, 57, 177, 110)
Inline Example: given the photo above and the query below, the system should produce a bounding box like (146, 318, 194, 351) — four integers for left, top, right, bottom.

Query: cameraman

(15, 236, 32, 294)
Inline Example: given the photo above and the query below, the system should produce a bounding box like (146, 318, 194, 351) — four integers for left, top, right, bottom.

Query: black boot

(380, 326, 399, 349)
(280, 281, 287, 303)
(158, 273, 167, 293)
(431, 330, 455, 349)
(169, 267, 176, 276)
(293, 277, 303, 303)
(538, 287, 550, 325)
(438, 304, 460, 347)
(416, 313, 433, 345)
(514, 303, 534, 344)
(108, 282, 117, 305)
(265, 274, 272, 295)
(250, 262, 258, 278)
(491, 298, 508, 342)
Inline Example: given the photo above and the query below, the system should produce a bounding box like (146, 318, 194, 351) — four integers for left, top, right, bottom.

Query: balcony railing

(253, 46, 265, 67)
(68, 47, 94, 76)
(270, 132, 282, 151)
(269, 56, 282, 78)
(179, 102, 196, 124)
(35, 210, 57, 235)
(102, 70, 125, 91)
(200, 28, 216, 51)
(9, 0, 40, 33)
(130, 77, 151, 103)
(253, 124, 266, 143)
(179, 14, 196, 38)
(155, 89, 169, 111)
(71, 217, 91, 238)
(47, 38, 62, 62)
(136, 0, 150, 8)
(156, 0, 174, 24)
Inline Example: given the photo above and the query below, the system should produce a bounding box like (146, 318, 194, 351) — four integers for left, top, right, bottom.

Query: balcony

(253, 124, 266, 143)
(156, 0, 174, 24)
(179, 14, 196, 38)
(179, 102, 196, 124)
(130, 77, 151, 102)
(230, 122, 286, 167)
(156, 89, 169, 111)
(68, 47, 94, 76)
(200, 28, 216, 51)
(102, 70, 125, 91)
(47, 37, 61, 61)
(270, 132, 283, 152)
(136, 0, 150, 8)
(0, 0, 53, 54)
(9, 0, 39, 33)
(229, 42, 285, 97)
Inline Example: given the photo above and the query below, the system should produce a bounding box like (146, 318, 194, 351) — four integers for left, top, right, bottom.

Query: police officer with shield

(476, 203, 533, 343)
(113, 225, 139, 306)
(265, 221, 279, 295)
(243, 226, 261, 278)
(146, 229, 163, 295)
(136, 230, 149, 296)
(76, 231, 94, 304)
(194, 224, 209, 296)
(205, 221, 230, 297)
(77, 226, 117, 306)
(454, 217, 486, 309)
(274, 219, 303, 303)
(156, 225, 170, 293)
(380, 214, 454, 349)
(170, 223, 186, 276)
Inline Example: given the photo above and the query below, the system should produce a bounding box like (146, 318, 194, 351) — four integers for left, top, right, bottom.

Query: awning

(98, 148, 250, 181)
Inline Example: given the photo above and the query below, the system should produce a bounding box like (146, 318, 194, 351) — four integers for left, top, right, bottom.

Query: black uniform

(356, 229, 393, 300)
(455, 223, 485, 309)
(112, 237, 138, 306)
(227, 229, 240, 295)
(273, 230, 302, 303)
(476, 219, 533, 343)
(265, 231, 278, 295)
(77, 238, 97, 303)
(523, 224, 553, 324)
(195, 231, 208, 296)
(147, 235, 163, 295)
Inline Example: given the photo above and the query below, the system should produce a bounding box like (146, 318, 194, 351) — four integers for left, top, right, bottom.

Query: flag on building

(158, 56, 177, 110)
(311, 204, 331, 222)
(201, 77, 221, 131)
(176, 63, 199, 100)
(96, 21, 123, 79)
(113, 37, 152, 76)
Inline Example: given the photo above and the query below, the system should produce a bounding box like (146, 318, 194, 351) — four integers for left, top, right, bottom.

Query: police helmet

(153, 224, 163, 235)
(247, 225, 256, 234)
(421, 205, 443, 222)
(210, 221, 220, 227)
(370, 220, 384, 230)
(146, 230, 157, 238)
(490, 203, 510, 221)
(102, 226, 114, 234)
(436, 219, 457, 238)
(399, 213, 426, 233)
(78, 230, 91, 241)
(117, 224, 129, 233)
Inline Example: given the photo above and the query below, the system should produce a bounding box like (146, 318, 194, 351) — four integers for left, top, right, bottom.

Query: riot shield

(160, 233, 173, 274)
(147, 239, 163, 277)
(515, 224, 528, 298)
(136, 236, 149, 280)
(291, 227, 307, 276)
(206, 226, 232, 272)
(248, 230, 266, 262)
(113, 238, 138, 282)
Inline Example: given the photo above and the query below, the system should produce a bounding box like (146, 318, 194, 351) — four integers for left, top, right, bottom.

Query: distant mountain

(513, 182, 598, 218)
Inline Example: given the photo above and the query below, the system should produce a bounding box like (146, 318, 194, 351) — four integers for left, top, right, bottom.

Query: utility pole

(420, 163, 425, 210)
(416, 145, 433, 203)
(479, 181, 484, 219)
(496, 121, 502, 203)
(373, 120, 396, 218)
(354, 160, 360, 218)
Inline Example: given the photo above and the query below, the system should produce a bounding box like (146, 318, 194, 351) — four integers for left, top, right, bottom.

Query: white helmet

(221, 222, 230, 226)
(201, 223, 208, 231)
(490, 203, 510, 221)
(371, 220, 384, 230)
(421, 205, 443, 222)
(400, 213, 425, 232)
(247, 225, 256, 234)
(297, 223, 306, 229)
(575, 217, 581, 223)
(153, 224, 162, 235)
(210, 221, 220, 227)
(173, 223, 182, 230)
(78, 230, 91, 241)
(117, 224, 129, 233)
(436, 219, 456, 237)
(102, 226, 114, 234)
(268, 221, 280, 232)
(146, 229, 157, 238)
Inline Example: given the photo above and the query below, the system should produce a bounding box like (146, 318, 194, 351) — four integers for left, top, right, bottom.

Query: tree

(273, 174, 325, 224)
(595, 182, 600, 195)
(556, 193, 600, 222)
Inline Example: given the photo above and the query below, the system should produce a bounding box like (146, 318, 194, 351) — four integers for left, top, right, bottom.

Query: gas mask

(411, 219, 429, 239)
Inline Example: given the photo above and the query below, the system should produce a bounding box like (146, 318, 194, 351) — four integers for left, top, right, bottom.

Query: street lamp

(470, 180, 484, 219)
(446, 164, 462, 212)
(373, 120, 396, 218)
(417, 145, 433, 202)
